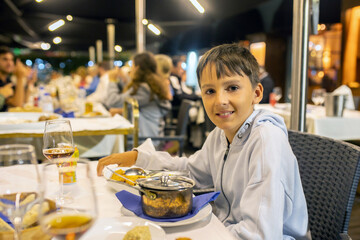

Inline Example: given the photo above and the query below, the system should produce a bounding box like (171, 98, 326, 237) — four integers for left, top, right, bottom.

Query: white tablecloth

(0, 162, 235, 240)
(255, 104, 360, 140)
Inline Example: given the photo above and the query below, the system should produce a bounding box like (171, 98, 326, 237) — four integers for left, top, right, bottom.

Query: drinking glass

(42, 119, 75, 204)
(273, 87, 282, 102)
(312, 88, 326, 106)
(39, 160, 97, 240)
(0, 144, 40, 240)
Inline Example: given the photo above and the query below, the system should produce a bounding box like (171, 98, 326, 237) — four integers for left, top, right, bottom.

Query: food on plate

(38, 114, 59, 121)
(8, 106, 42, 112)
(123, 226, 151, 240)
(22, 202, 50, 228)
(82, 111, 102, 117)
(110, 169, 146, 186)
(0, 218, 13, 232)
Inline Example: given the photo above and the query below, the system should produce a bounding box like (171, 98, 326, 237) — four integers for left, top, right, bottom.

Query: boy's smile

(200, 64, 263, 143)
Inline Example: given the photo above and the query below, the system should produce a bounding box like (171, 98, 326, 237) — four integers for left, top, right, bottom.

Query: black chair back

(288, 130, 360, 240)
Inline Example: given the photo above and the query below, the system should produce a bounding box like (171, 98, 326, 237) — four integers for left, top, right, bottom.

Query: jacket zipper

(220, 144, 231, 222)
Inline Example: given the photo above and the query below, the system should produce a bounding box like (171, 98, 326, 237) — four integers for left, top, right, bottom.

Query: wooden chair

(288, 130, 360, 240)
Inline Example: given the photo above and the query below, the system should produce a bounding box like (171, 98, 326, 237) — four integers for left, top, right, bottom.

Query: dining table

(255, 103, 360, 140)
(0, 161, 236, 240)
(0, 100, 139, 160)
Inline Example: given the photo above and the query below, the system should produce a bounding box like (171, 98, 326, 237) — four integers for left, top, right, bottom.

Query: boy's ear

(253, 83, 263, 104)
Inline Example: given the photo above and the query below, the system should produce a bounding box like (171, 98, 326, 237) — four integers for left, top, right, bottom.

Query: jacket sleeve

(135, 138, 214, 189)
(227, 127, 294, 239)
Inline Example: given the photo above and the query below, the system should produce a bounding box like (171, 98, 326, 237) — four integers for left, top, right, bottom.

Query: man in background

(0, 46, 29, 111)
(259, 66, 275, 104)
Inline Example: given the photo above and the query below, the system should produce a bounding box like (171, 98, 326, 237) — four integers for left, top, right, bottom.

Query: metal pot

(136, 175, 195, 218)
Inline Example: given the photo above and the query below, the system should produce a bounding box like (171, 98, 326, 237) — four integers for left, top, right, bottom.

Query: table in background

(0, 162, 235, 240)
(0, 115, 135, 159)
(255, 103, 360, 140)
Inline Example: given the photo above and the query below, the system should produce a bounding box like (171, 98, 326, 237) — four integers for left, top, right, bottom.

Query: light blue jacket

(135, 109, 311, 239)
(104, 82, 171, 137)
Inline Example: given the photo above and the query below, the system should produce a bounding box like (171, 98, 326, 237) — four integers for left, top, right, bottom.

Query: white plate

(121, 203, 213, 228)
(0, 112, 62, 130)
(82, 217, 165, 240)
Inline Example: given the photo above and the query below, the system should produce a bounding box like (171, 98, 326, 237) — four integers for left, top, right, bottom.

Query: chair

(138, 99, 194, 156)
(287, 130, 360, 240)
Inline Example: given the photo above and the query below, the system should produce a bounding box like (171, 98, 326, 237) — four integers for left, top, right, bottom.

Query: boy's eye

(227, 85, 239, 91)
(204, 89, 215, 95)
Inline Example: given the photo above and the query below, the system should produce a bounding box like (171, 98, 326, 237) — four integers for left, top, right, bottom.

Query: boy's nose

(215, 91, 229, 107)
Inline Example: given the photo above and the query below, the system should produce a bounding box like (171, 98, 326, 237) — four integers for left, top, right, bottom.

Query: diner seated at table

(0, 46, 36, 112)
(86, 61, 111, 104)
(97, 44, 311, 239)
(103, 52, 171, 139)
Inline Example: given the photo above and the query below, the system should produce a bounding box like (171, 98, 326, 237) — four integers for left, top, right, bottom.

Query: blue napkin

(116, 190, 219, 222)
(0, 198, 15, 228)
(54, 108, 75, 118)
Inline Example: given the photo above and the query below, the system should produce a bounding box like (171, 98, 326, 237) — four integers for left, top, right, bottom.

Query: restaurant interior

(0, 0, 360, 239)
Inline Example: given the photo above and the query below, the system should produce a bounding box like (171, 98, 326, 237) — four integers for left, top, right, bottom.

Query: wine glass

(273, 87, 282, 102)
(39, 160, 98, 240)
(42, 119, 75, 204)
(0, 144, 40, 240)
(312, 88, 326, 106)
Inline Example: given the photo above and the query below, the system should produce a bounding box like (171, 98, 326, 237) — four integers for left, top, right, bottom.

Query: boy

(97, 44, 311, 239)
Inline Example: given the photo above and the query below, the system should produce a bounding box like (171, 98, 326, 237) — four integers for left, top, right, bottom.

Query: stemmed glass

(42, 119, 75, 204)
(312, 88, 326, 106)
(0, 144, 40, 240)
(273, 87, 282, 102)
(39, 160, 97, 240)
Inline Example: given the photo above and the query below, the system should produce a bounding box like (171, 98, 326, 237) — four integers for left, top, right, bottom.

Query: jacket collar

(220, 110, 260, 146)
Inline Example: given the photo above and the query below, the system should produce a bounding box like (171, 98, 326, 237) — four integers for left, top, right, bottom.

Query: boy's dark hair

(0, 46, 13, 56)
(196, 43, 260, 87)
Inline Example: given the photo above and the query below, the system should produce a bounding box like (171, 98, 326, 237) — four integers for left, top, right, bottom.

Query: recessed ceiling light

(48, 19, 65, 31)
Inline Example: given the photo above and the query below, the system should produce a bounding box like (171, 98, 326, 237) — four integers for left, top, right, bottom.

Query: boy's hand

(97, 151, 138, 176)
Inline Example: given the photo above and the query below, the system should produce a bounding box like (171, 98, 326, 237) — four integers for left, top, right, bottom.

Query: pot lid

(136, 175, 195, 191)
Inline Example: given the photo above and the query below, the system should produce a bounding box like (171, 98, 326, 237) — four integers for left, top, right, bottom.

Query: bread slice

(123, 226, 151, 240)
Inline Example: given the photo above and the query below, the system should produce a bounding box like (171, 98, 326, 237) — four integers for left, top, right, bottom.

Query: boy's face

(200, 64, 263, 142)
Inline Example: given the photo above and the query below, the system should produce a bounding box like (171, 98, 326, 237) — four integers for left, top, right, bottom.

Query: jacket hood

(252, 109, 288, 136)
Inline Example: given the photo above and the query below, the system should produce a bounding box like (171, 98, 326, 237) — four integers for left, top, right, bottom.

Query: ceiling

(0, 0, 341, 55)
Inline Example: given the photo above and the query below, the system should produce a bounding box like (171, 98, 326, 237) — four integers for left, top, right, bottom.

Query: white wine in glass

(39, 160, 97, 240)
(42, 119, 75, 204)
(0, 144, 40, 240)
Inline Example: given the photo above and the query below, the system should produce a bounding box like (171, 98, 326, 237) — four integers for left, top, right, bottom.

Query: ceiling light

(53, 37, 62, 44)
(35, 0, 44, 2)
(147, 24, 161, 35)
(40, 42, 51, 50)
(189, 0, 204, 14)
(48, 19, 65, 31)
(142, 19, 148, 25)
(114, 45, 122, 52)
(66, 15, 73, 21)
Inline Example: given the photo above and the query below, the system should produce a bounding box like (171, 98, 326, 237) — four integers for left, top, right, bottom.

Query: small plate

(120, 203, 213, 228)
(81, 217, 165, 240)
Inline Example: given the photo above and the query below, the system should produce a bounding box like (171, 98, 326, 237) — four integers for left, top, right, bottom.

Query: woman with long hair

(104, 52, 171, 138)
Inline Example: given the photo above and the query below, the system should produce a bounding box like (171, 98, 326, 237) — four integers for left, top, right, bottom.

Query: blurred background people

(85, 65, 100, 96)
(104, 52, 171, 139)
(259, 66, 275, 104)
(0, 46, 33, 111)
(86, 61, 111, 103)
(169, 56, 200, 119)
(155, 54, 173, 101)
